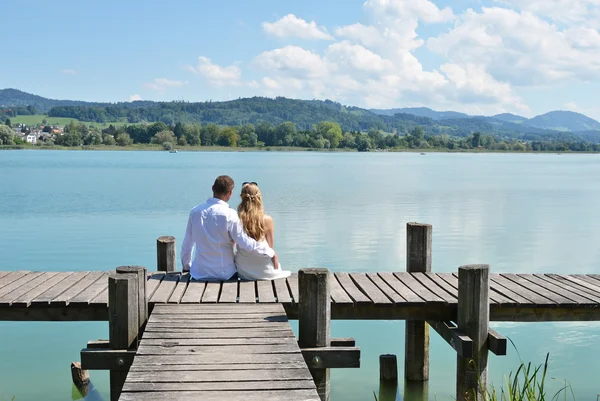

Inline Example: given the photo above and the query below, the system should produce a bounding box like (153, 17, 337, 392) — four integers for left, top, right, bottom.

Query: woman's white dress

(234, 240, 291, 280)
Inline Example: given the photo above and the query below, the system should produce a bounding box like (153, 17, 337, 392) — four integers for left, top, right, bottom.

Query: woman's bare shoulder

(263, 214, 274, 225)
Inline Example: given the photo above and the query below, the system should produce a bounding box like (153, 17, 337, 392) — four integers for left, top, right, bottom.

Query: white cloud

(493, 0, 600, 25)
(185, 56, 242, 86)
(129, 94, 142, 101)
(61, 69, 77, 75)
(263, 14, 333, 40)
(253, 45, 332, 79)
(364, 0, 454, 23)
(142, 78, 187, 91)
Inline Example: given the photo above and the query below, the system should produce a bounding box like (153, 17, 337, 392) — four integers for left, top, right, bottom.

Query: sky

(2, 0, 600, 119)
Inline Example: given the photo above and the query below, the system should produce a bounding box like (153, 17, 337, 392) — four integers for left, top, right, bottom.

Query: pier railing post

(157, 235, 176, 272)
(299, 268, 331, 401)
(108, 271, 140, 401)
(116, 266, 148, 341)
(457, 264, 490, 401)
(405, 222, 432, 382)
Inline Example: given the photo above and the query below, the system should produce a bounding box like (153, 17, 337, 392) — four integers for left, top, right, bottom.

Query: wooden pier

(1, 223, 600, 401)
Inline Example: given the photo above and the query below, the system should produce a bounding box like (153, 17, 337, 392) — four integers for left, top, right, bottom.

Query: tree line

(3, 120, 594, 153)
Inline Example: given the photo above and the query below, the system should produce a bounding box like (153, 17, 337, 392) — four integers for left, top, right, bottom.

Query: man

(181, 175, 279, 280)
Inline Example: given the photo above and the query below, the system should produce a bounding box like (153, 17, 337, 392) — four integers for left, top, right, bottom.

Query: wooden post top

(459, 264, 490, 272)
(407, 222, 432, 228)
(299, 268, 330, 276)
(156, 236, 175, 243)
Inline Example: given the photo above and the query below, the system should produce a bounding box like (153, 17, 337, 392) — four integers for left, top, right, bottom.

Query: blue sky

(2, 0, 600, 119)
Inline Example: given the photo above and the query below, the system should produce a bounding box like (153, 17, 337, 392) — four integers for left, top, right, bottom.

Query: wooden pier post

(405, 222, 432, 382)
(108, 271, 140, 401)
(116, 265, 148, 341)
(157, 235, 176, 272)
(380, 354, 398, 381)
(457, 265, 490, 401)
(299, 268, 331, 401)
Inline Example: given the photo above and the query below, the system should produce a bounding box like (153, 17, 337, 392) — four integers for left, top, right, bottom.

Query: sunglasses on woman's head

(242, 181, 258, 186)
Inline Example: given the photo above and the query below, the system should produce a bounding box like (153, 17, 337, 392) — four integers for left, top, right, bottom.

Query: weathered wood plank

(257, 280, 276, 303)
(0, 271, 31, 291)
(140, 337, 297, 346)
(219, 280, 238, 303)
(238, 280, 256, 303)
(150, 273, 180, 303)
(518, 274, 596, 304)
(0, 271, 11, 281)
(0, 272, 59, 306)
(0, 272, 42, 299)
(129, 362, 307, 371)
(273, 277, 292, 304)
(335, 272, 370, 304)
(122, 380, 317, 391)
(414, 273, 457, 304)
(572, 274, 600, 291)
(287, 273, 299, 303)
(180, 279, 206, 304)
(70, 272, 109, 305)
(349, 273, 392, 304)
(444, 273, 516, 305)
(141, 328, 295, 339)
(133, 353, 307, 365)
(146, 321, 292, 329)
(126, 368, 312, 382)
(11, 272, 73, 307)
(52, 271, 105, 306)
(489, 274, 547, 305)
(201, 282, 221, 303)
(502, 274, 576, 305)
(148, 313, 287, 322)
(365, 273, 405, 304)
(378, 272, 423, 303)
(428, 320, 473, 357)
(329, 273, 353, 304)
(394, 272, 445, 304)
(145, 272, 165, 300)
(137, 344, 300, 355)
(151, 304, 284, 313)
(120, 390, 320, 401)
(31, 272, 89, 304)
(547, 274, 600, 300)
(167, 273, 190, 303)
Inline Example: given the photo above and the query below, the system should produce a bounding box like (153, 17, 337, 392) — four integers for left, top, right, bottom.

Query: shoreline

(1, 144, 599, 154)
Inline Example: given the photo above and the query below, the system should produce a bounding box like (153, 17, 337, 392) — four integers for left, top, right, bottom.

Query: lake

(1, 150, 599, 401)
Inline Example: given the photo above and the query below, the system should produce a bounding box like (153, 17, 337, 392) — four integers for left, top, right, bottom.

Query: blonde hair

(237, 183, 265, 241)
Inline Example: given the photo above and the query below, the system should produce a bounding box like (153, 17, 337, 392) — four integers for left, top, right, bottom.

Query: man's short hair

(212, 175, 235, 196)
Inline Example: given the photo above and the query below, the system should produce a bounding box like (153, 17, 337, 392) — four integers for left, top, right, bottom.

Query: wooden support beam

(87, 340, 109, 349)
(405, 222, 432, 382)
(300, 346, 360, 369)
(330, 338, 356, 347)
(427, 321, 473, 358)
(81, 348, 137, 371)
(456, 265, 490, 401)
(299, 268, 331, 401)
(488, 328, 507, 356)
(157, 236, 176, 272)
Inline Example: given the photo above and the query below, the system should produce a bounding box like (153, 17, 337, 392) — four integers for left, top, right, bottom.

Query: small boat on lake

(420, 152, 426, 155)
(169, 149, 178, 153)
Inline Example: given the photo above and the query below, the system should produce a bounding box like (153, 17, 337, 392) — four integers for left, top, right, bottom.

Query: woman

(234, 182, 291, 280)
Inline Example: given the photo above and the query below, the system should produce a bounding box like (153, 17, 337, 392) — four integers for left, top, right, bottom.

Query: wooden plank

(0, 271, 11, 281)
(31, 272, 89, 304)
(140, 337, 297, 346)
(238, 280, 256, 303)
(151, 304, 284, 313)
(145, 272, 165, 299)
(122, 380, 316, 392)
(328, 273, 353, 304)
(334, 272, 370, 304)
(378, 272, 423, 303)
(394, 272, 445, 304)
(148, 313, 287, 321)
(287, 273, 299, 303)
(0, 271, 30, 291)
(0, 272, 59, 306)
(126, 368, 312, 382)
(518, 274, 596, 304)
(150, 273, 180, 303)
(0, 272, 40, 299)
(572, 274, 600, 291)
(365, 273, 404, 304)
(10, 272, 73, 307)
(201, 282, 221, 303)
(444, 273, 516, 305)
(488, 328, 507, 356)
(129, 362, 307, 371)
(273, 277, 292, 304)
(300, 346, 360, 369)
(502, 274, 576, 304)
(120, 390, 320, 401)
(489, 274, 548, 305)
(547, 274, 600, 300)
(70, 272, 109, 305)
(141, 328, 295, 339)
(426, 320, 472, 358)
(219, 280, 238, 303)
(145, 321, 291, 329)
(137, 344, 300, 355)
(349, 273, 391, 304)
(257, 280, 276, 303)
(167, 273, 190, 304)
(132, 353, 307, 365)
(52, 271, 105, 306)
(180, 279, 206, 304)
(414, 273, 457, 304)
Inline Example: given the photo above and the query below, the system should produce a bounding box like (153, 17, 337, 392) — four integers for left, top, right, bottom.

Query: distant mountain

(527, 111, 600, 132)
(370, 107, 469, 120)
(0, 88, 111, 113)
(491, 113, 528, 124)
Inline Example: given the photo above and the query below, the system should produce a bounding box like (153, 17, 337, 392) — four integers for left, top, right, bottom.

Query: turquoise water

(1, 150, 600, 400)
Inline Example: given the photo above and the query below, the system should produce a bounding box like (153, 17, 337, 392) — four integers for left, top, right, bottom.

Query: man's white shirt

(181, 198, 275, 280)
